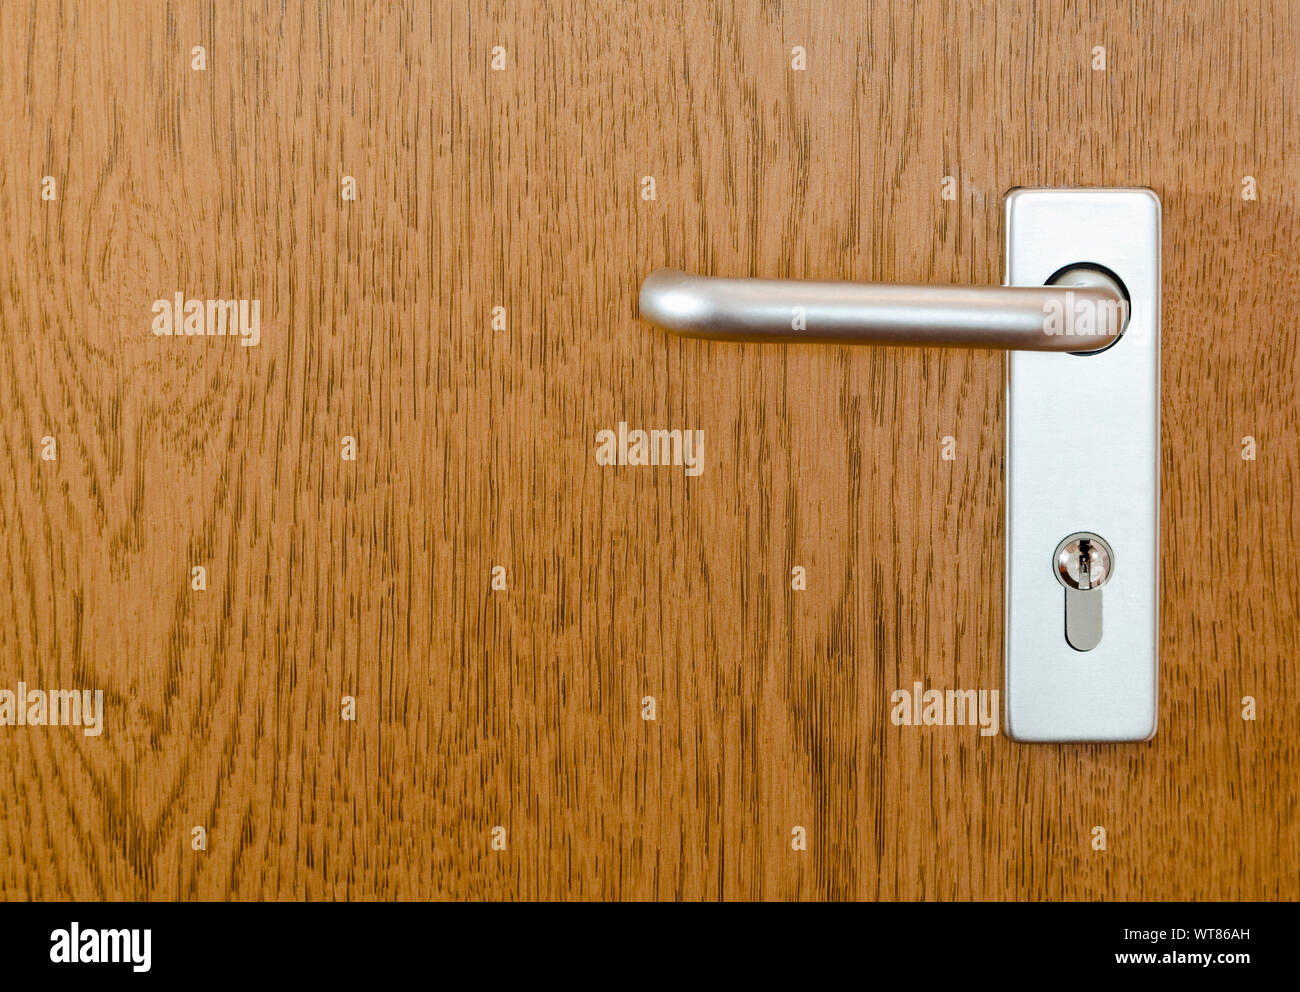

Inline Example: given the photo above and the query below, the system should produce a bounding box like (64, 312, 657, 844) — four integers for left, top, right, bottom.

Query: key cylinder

(1053, 532, 1114, 652)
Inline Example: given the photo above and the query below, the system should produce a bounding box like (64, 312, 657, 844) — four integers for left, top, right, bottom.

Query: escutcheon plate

(1003, 188, 1161, 742)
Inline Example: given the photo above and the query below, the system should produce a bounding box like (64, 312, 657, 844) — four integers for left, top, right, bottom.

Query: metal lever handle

(638, 267, 1126, 352)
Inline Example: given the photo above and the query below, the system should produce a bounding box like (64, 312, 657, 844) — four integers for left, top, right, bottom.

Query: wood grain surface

(1, 1, 1296, 901)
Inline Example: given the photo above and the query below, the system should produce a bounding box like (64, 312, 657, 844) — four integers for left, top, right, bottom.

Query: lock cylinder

(1053, 532, 1114, 652)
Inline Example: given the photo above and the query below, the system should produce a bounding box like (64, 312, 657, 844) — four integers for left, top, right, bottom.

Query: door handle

(639, 266, 1127, 352)
(636, 187, 1161, 743)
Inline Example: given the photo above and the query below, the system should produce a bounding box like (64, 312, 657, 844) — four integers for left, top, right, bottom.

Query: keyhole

(1053, 532, 1114, 652)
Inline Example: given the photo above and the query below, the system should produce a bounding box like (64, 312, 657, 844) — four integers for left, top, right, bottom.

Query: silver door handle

(639, 266, 1127, 352)
(635, 187, 1161, 743)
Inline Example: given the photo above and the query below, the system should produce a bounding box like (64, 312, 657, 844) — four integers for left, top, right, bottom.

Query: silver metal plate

(1003, 188, 1161, 742)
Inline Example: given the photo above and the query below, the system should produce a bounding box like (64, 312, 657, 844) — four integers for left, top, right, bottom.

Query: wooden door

(1, 1, 1296, 901)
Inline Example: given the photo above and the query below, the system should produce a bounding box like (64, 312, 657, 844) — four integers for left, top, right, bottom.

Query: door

(1, 1, 1296, 901)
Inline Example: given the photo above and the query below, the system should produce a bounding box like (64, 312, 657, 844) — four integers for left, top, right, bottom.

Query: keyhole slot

(1053, 532, 1114, 652)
